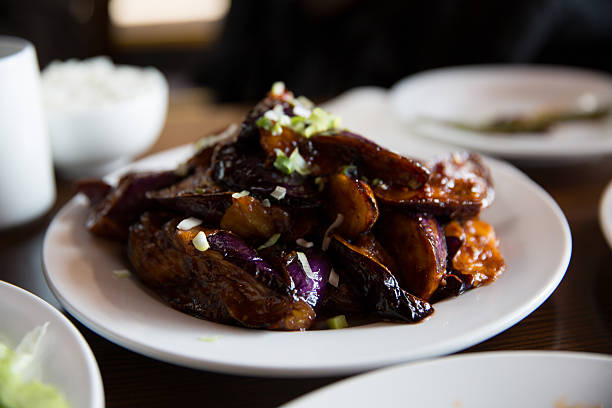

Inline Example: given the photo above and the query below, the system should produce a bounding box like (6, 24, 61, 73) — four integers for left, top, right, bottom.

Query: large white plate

(600, 179, 612, 249)
(42, 136, 571, 376)
(0, 281, 104, 407)
(282, 351, 612, 407)
(389, 65, 612, 162)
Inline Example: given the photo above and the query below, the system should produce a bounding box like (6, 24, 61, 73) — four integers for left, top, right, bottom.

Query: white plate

(389, 65, 612, 162)
(282, 351, 612, 407)
(42, 135, 571, 376)
(0, 281, 104, 407)
(600, 179, 612, 249)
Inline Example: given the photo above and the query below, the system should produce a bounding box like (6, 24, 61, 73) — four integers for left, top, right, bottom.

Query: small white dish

(0, 281, 104, 408)
(599, 179, 612, 249)
(281, 351, 612, 407)
(42, 136, 571, 376)
(389, 65, 612, 163)
(43, 57, 168, 178)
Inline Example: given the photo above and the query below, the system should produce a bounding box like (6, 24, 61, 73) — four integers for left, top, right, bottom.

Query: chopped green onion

(314, 177, 325, 192)
(271, 186, 287, 200)
(293, 104, 312, 118)
(326, 315, 348, 329)
(273, 150, 292, 175)
(271, 122, 283, 135)
(328, 268, 339, 287)
(371, 178, 381, 187)
(289, 149, 310, 175)
(271, 81, 285, 95)
(302, 107, 342, 138)
(341, 164, 358, 177)
(296, 238, 314, 248)
(112, 269, 131, 278)
(296, 251, 316, 280)
(258, 233, 281, 250)
(198, 335, 222, 343)
(177, 217, 203, 231)
(231, 190, 250, 199)
(288, 115, 307, 133)
(192, 231, 210, 252)
(322, 213, 344, 251)
(256, 116, 273, 131)
(295, 95, 314, 109)
(273, 148, 310, 176)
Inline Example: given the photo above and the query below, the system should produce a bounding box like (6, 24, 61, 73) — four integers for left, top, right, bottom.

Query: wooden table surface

(1, 89, 611, 407)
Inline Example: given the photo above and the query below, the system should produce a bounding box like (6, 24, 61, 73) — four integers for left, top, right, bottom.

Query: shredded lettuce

(0, 323, 70, 408)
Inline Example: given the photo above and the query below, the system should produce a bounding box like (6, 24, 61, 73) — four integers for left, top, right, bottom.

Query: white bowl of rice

(42, 56, 168, 178)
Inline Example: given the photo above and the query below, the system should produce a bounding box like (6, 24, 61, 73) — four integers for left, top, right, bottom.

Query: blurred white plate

(600, 179, 612, 249)
(0, 281, 104, 407)
(282, 351, 612, 407)
(42, 136, 571, 376)
(389, 65, 612, 163)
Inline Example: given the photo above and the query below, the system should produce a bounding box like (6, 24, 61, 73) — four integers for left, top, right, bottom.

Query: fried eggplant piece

(431, 219, 504, 302)
(309, 131, 430, 189)
(283, 248, 331, 310)
(149, 191, 233, 226)
(325, 173, 379, 238)
(128, 213, 315, 330)
(186, 123, 240, 170)
(212, 144, 321, 208)
(329, 235, 433, 323)
(444, 219, 505, 288)
(319, 277, 368, 317)
(352, 233, 399, 275)
(258, 127, 430, 190)
(220, 195, 291, 241)
(80, 171, 181, 240)
(378, 213, 447, 301)
(374, 152, 494, 219)
(75, 179, 112, 205)
(146, 166, 234, 225)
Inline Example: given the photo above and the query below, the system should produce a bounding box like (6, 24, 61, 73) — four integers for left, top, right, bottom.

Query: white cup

(0, 36, 56, 229)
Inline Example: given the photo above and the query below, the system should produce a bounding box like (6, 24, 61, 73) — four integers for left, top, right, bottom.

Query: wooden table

(1, 89, 611, 407)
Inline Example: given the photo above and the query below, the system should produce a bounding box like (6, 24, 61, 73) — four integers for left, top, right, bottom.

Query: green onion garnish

(326, 315, 348, 329)
(258, 233, 281, 250)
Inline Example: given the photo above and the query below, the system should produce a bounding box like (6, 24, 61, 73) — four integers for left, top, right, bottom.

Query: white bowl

(0, 281, 104, 408)
(44, 63, 168, 178)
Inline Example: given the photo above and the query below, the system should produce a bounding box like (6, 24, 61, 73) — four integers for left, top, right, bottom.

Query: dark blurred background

(2, 0, 612, 102)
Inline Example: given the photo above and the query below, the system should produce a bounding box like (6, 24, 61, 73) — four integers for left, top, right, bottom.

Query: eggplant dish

(78, 83, 505, 331)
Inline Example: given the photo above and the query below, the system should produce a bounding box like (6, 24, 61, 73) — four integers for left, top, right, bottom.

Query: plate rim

(599, 178, 612, 249)
(388, 64, 612, 161)
(0, 280, 105, 408)
(281, 350, 612, 407)
(42, 145, 572, 377)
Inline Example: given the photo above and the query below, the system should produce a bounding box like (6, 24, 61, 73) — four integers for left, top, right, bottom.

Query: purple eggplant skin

(328, 235, 434, 323)
(205, 230, 287, 292)
(82, 171, 182, 240)
(149, 191, 234, 226)
(429, 272, 471, 303)
(212, 144, 322, 209)
(75, 179, 112, 205)
(284, 248, 331, 310)
(377, 213, 447, 301)
(179, 227, 330, 308)
(129, 213, 315, 330)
